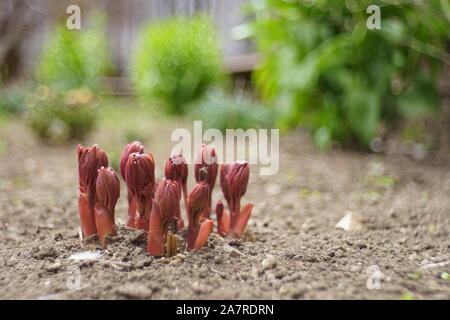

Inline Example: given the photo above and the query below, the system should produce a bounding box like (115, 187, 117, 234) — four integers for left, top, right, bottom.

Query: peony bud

(96, 167, 120, 213)
(94, 167, 120, 246)
(124, 152, 156, 231)
(219, 161, 252, 238)
(194, 144, 218, 218)
(164, 153, 188, 213)
(164, 153, 188, 186)
(78, 144, 108, 195)
(186, 181, 210, 250)
(220, 161, 249, 222)
(120, 142, 145, 228)
(120, 141, 144, 181)
(154, 178, 181, 237)
(77, 144, 108, 239)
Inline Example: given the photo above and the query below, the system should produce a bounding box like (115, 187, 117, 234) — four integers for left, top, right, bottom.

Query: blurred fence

(1, 0, 252, 81)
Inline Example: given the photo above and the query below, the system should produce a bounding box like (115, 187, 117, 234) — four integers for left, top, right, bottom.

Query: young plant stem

(166, 233, 177, 257)
(94, 203, 117, 246)
(135, 199, 151, 231)
(148, 201, 164, 256)
(126, 191, 136, 227)
(78, 192, 97, 238)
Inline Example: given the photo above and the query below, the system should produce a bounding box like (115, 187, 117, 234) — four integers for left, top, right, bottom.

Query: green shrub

(240, 0, 450, 149)
(0, 87, 27, 115)
(26, 85, 98, 143)
(29, 12, 111, 142)
(36, 12, 112, 91)
(131, 16, 224, 114)
(189, 90, 274, 131)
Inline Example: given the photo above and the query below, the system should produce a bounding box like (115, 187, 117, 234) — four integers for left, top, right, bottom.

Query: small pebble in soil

(222, 244, 244, 257)
(261, 256, 277, 270)
(68, 250, 102, 261)
(192, 281, 210, 294)
(282, 251, 296, 259)
(350, 265, 362, 272)
(54, 233, 63, 241)
(19, 250, 32, 259)
(159, 257, 169, 263)
(132, 256, 153, 269)
(278, 284, 306, 299)
(278, 285, 289, 295)
(214, 255, 223, 265)
(116, 283, 153, 299)
(44, 262, 62, 273)
(274, 267, 287, 279)
(357, 243, 367, 249)
(169, 254, 186, 265)
(334, 248, 345, 258)
(408, 253, 419, 261)
(32, 245, 59, 260)
(198, 267, 209, 278)
(227, 239, 242, 248)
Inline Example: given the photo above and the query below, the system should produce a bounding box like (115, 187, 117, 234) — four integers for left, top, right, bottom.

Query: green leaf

(344, 84, 381, 147)
(397, 77, 440, 118)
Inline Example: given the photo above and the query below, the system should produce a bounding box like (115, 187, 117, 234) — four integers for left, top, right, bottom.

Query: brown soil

(0, 116, 449, 300)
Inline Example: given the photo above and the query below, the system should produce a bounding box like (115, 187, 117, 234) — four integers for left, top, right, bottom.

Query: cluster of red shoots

(77, 142, 253, 256)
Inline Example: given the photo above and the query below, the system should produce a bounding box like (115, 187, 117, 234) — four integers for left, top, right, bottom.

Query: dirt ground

(0, 109, 449, 300)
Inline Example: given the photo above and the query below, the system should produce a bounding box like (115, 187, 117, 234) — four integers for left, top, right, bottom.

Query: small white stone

(68, 250, 102, 261)
(335, 211, 365, 231)
(408, 253, 419, 261)
(222, 244, 244, 257)
(350, 265, 362, 272)
(261, 256, 277, 270)
(278, 285, 289, 295)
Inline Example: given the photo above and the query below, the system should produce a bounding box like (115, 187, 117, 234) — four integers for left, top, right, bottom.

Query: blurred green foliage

(0, 86, 27, 115)
(36, 12, 112, 90)
(107, 148, 121, 174)
(29, 12, 111, 143)
(26, 86, 98, 143)
(131, 16, 224, 114)
(240, 0, 450, 149)
(189, 90, 274, 131)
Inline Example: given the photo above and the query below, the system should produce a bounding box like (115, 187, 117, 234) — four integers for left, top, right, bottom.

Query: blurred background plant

(189, 89, 274, 131)
(26, 11, 112, 143)
(35, 12, 112, 91)
(0, 85, 28, 115)
(0, 0, 449, 157)
(237, 0, 450, 149)
(131, 15, 225, 115)
(26, 85, 98, 143)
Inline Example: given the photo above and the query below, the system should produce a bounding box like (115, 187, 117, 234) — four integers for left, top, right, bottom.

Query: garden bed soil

(0, 122, 449, 300)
